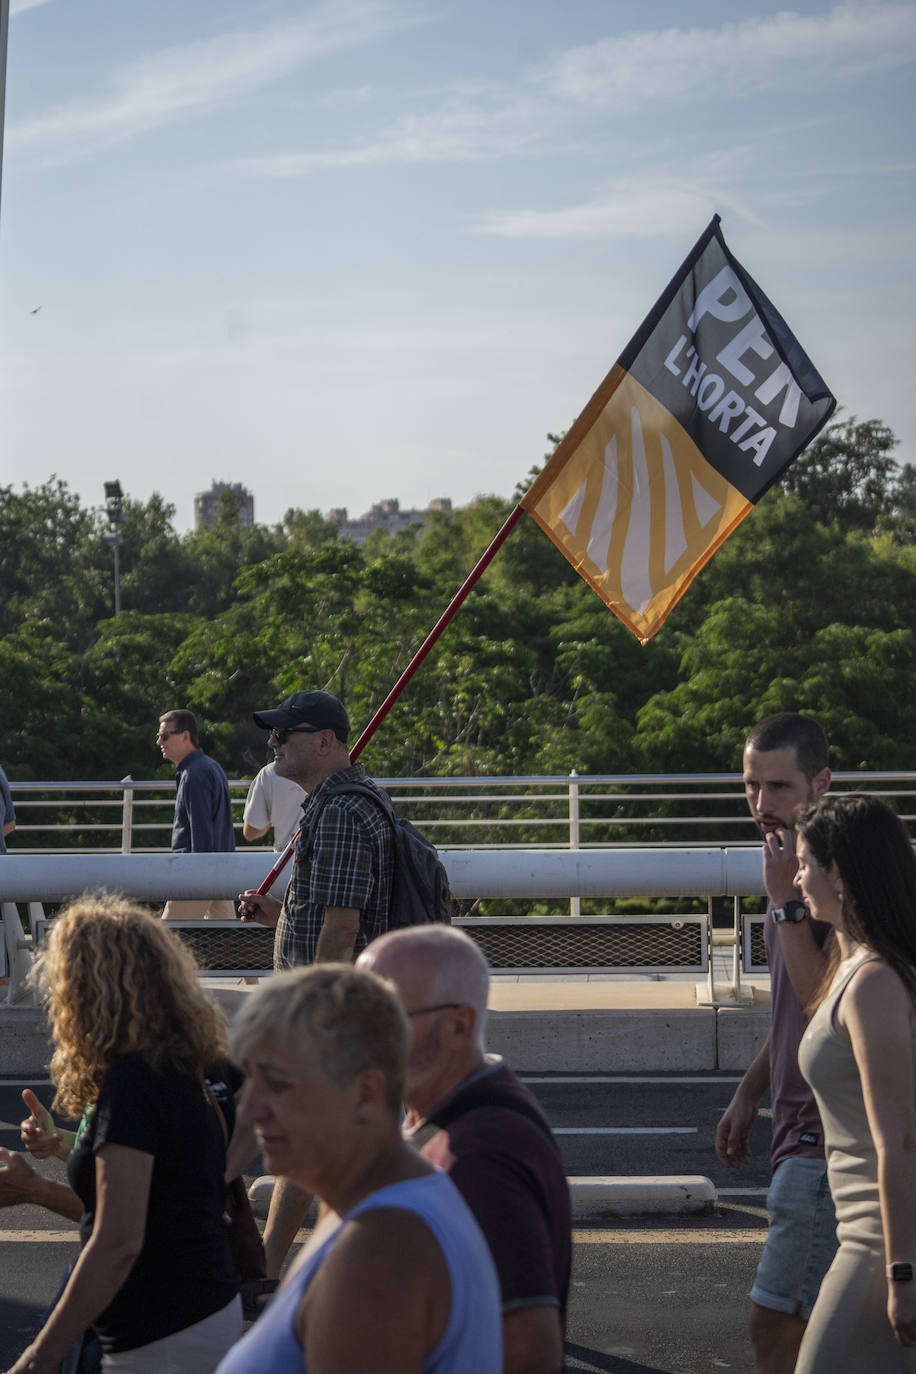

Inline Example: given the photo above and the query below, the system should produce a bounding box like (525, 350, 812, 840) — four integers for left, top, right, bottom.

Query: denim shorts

(750, 1156, 838, 1319)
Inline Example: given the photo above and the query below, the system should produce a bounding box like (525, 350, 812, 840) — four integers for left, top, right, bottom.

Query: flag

(520, 215, 836, 643)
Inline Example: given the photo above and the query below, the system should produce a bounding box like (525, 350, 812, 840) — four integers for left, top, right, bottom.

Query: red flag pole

(251, 503, 526, 896)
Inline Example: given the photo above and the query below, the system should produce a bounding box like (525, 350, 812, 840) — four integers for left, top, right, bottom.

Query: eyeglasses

(405, 1002, 463, 1018)
(156, 730, 179, 741)
(268, 725, 319, 745)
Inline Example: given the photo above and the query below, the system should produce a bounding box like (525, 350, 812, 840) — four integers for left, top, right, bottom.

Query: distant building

(328, 497, 451, 545)
(194, 481, 255, 530)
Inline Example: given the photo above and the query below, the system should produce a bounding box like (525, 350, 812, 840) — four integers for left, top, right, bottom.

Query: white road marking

(573, 1228, 765, 1244)
(555, 1126, 697, 1135)
(521, 1075, 743, 1084)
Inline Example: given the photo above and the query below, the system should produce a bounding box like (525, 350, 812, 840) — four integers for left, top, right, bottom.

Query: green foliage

(0, 420, 914, 797)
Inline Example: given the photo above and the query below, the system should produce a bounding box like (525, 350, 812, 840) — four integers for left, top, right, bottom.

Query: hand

(888, 1282, 916, 1346)
(238, 891, 281, 928)
(0, 1148, 38, 1208)
(715, 1095, 759, 1169)
(5, 1343, 64, 1374)
(20, 1089, 66, 1161)
(762, 828, 801, 907)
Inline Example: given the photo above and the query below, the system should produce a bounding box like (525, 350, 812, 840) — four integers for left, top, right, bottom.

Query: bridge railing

(5, 771, 916, 854)
(4, 846, 766, 1009)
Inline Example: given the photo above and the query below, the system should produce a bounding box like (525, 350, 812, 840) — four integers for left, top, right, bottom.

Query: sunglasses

(268, 725, 320, 745)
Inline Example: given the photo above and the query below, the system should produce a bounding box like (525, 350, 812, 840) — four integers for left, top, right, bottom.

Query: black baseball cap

(252, 691, 350, 742)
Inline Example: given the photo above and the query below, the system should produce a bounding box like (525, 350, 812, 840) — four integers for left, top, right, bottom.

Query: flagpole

(349, 502, 526, 759)
(250, 502, 527, 897)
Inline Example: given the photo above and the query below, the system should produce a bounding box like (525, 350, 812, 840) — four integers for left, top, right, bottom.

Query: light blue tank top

(215, 1170, 502, 1374)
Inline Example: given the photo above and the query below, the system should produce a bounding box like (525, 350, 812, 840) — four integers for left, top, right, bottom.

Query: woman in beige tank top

(792, 793, 916, 1372)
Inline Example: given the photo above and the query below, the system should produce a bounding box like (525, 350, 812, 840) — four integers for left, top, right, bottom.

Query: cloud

(541, 3, 916, 110)
(229, 2, 916, 179)
(8, 0, 426, 161)
(473, 180, 720, 240)
(232, 79, 547, 174)
(10, 0, 53, 14)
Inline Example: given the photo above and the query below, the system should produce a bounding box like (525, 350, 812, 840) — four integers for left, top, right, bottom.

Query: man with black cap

(238, 690, 394, 969)
(238, 690, 397, 1278)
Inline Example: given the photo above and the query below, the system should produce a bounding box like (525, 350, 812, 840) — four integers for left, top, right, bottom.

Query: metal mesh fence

(162, 916, 707, 976)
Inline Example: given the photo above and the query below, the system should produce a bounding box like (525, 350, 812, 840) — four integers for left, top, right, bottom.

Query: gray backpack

(304, 781, 453, 928)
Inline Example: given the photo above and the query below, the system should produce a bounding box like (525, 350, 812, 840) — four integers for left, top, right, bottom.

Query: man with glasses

(358, 925, 571, 1374)
(238, 690, 394, 969)
(238, 690, 395, 1278)
(158, 708, 236, 920)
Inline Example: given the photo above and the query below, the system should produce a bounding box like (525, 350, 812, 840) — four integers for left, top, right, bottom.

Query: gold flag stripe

(524, 371, 751, 643)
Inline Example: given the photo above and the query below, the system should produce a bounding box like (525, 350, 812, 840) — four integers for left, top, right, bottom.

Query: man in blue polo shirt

(158, 708, 236, 920)
(0, 764, 15, 854)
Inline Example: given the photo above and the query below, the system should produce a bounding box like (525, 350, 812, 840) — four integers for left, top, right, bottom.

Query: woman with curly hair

(793, 794, 916, 1372)
(0, 892, 242, 1374)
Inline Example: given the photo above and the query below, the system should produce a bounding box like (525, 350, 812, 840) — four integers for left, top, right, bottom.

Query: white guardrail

(3, 848, 769, 1008)
(6, 771, 916, 854)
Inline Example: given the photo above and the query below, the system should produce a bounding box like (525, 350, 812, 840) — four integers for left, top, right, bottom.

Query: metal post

(568, 770, 581, 917)
(732, 894, 743, 1003)
(120, 776, 133, 854)
(113, 541, 121, 616)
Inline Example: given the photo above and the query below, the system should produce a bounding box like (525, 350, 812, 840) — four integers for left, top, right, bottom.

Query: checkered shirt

(274, 764, 395, 970)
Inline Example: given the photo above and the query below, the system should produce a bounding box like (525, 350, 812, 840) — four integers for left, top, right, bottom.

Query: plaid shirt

(274, 764, 395, 970)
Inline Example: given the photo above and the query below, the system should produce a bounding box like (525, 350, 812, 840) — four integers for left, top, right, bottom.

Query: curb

(569, 1174, 716, 1218)
(247, 1173, 717, 1221)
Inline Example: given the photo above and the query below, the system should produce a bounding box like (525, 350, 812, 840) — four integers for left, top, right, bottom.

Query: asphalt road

(1, 1074, 772, 1372)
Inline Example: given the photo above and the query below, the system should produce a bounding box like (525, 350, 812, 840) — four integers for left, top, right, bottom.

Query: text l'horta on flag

(520, 215, 836, 644)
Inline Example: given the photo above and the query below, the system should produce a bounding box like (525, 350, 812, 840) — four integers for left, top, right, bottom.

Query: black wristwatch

(772, 900, 807, 924)
(887, 1262, 915, 1282)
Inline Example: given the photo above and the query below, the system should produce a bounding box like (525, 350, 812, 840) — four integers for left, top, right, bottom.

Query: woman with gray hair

(216, 963, 502, 1374)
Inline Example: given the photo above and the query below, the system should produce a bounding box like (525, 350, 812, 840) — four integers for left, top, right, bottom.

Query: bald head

(358, 927, 491, 1116)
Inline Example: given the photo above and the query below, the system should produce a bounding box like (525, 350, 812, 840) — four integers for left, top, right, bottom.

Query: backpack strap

(300, 781, 396, 857)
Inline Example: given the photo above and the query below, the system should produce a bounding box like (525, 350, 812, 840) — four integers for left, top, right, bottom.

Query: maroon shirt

(417, 1060, 571, 1321)
(765, 903, 832, 1169)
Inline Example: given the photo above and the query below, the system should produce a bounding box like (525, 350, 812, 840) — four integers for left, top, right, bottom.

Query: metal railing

(2, 846, 763, 1007)
(5, 771, 916, 854)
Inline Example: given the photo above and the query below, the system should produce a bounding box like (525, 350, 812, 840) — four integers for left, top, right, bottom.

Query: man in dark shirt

(359, 924, 571, 1374)
(158, 708, 236, 920)
(0, 764, 15, 854)
(716, 713, 836, 1374)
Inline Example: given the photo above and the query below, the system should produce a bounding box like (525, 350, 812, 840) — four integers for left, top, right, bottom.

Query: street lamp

(103, 479, 125, 616)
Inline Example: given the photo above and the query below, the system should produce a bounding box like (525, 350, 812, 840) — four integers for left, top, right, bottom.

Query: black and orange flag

(521, 215, 836, 643)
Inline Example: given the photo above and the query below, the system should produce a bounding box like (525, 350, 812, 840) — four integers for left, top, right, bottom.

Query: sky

(1, 0, 914, 533)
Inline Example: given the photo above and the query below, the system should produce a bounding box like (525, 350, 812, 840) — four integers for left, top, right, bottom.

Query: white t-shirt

(242, 763, 305, 851)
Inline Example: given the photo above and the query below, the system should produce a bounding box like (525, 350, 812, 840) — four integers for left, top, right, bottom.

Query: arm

(314, 907, 361, 963)
(2, 819, 14, 838)
(186, 769, 220, 853)
(715, 1035, 770, 1168)
(225, 1118, 260, 1183)
(764, 830, 830, 1009)
(7, 1143, 153, 1374)
(297, 1209, 452, 1373)
(503, 1305, 564, 1374)
(243, 822, 270, 842)
(840, 962, 916, 1347)
(0, 1147, 82, 1221)
(20, 1088, 76, 1162)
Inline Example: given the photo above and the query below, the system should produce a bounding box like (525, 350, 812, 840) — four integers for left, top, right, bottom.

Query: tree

(780, 415, 898, 532)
